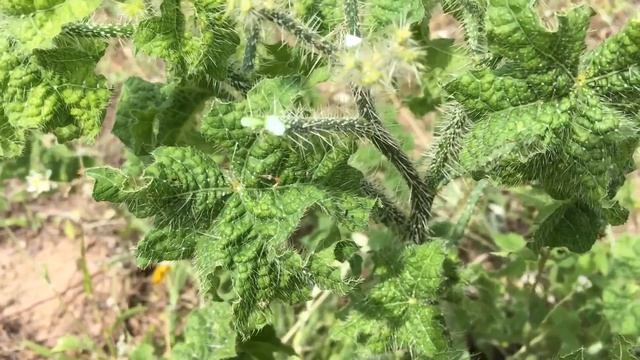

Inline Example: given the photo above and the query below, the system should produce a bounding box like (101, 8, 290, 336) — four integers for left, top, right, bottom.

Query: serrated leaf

(88, 144, 373, 336)
(334, 241, 451, 356)
(530, 201, 604, 253)
(0, 0, 102, 50)
(448, 0, 640, 225)
(171, 303, 237, 359)
(0, 37, 111, 159)
(134, 0, 239, 82)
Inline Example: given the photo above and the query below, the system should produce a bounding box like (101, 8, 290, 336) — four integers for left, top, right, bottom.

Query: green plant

(3, 0, 640, 358)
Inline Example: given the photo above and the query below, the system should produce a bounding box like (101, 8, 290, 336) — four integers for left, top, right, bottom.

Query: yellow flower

(151, 264, 172, 284)
(394, 25, 412, 45)
(119, 0, 146, 18)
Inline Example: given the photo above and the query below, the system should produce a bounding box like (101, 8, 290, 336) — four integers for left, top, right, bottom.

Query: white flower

(576, 275, 592, 291)
(26, 169, 56, 196)
(240, 116, 264, 129)
(344, 34, 363, 48)
(264, 115, 286, 136)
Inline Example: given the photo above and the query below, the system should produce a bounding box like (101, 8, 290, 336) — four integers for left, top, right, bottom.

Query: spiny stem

(361, 180, 410, 236)
(228, 69, 254, 94)
(254, 8, 336, 59)
(450, 180, 487, 242)
(343, 0, 431, 244)
(344, 0, 361, 37)
(422, 103, 471, 212)
(242, 16, 261, 73)
(442, 0, 486, 55)
(283, 116, 364, 135)
(258, 4, 432, 243)
(61, 23, 135, 38)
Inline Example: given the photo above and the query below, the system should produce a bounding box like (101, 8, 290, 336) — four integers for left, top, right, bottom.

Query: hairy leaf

(0, 0, 102, 50)
(531, 201, 605, 253)
(171, 303, 237, 359)
(113, 77, 212, 155)
(88, 143, 373, 335)
(364, 0, 428, 32)
(334, 241, 451, 356)
(448, 0, 639, 236)
(134, 0, 239, 83)
(0, 37, 111, 159)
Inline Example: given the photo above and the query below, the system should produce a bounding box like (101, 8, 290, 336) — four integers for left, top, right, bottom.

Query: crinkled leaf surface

(364, 0, 427, 32)
(530, 201, 605, 253)
(334, 241, 451, 356)
(113, 77, 211, 156)
(134, 0, 239, 82)
(0, 37, 111, 159)
(171, 303, 237, 359)
(0, 0, 102, 50)
(448, 0, 640, 208)
(90, 78, 373, 336)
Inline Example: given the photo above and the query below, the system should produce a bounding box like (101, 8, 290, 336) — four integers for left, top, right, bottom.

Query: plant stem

(343, 0, 431, 244)
(281, 290, 331, 345)
(353, 88, 431, 243)
(255, 9, 336, 58)
(61, 23, 135, 38)
(361, 180, 410, 235)
(530, 248, 549, 298)
(450, 179, 487, 241)
(257, 5, 433, 243)
(422, 103, 471, 215)
(242, 16, 261, 73)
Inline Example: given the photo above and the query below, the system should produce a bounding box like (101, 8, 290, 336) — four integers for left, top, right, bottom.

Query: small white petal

(344, 34, 363, 48)
(265, 115, 286, 136)
(240, 116, 263, 129)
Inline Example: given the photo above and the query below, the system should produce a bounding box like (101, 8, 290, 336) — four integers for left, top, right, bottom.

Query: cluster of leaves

(3, 0, 640, 358)
(0, 1, 112, 159)
(447, 0, 640, 252)
(447, 228, 640, 359)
